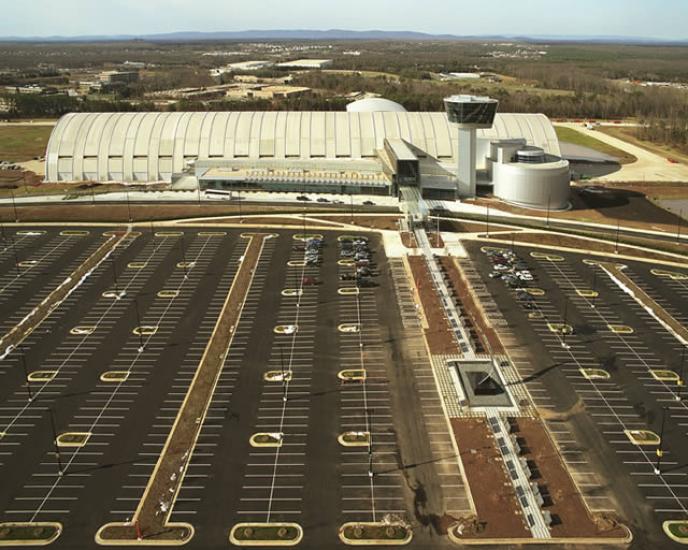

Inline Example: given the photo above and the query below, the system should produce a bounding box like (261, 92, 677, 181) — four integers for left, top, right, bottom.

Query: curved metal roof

(45, 111, 561, 182)
(346, 98, 407, 113)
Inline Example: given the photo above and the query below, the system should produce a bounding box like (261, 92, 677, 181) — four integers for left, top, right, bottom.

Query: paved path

(558, 123, 688, 183)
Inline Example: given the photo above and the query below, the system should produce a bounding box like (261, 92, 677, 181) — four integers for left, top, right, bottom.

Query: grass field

(0, 126, 52, 162)
(555, 126, 637, 164)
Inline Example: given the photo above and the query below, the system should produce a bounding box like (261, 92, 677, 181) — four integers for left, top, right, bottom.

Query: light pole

(179, 234, 188, 279)
(654, 407, 667, 475)
(614, 219, 620, 254)
(591, 267, 597, 309)
(485, 205, 490, 238)
(134, 297, 145, 353)
(677, 346, 686, 402)
(546, 191, 551, 228)
(21, 349, 32, 402)
(280, 345, 287, 403)
(561, 296, 570, 349)
(677, 209, 683, 243)
(10, 190, 18, 223)
(48, 408, 63, 476)
(126, 188, 133, 223)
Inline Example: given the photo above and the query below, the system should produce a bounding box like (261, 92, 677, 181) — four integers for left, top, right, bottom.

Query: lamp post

(21, 349, 32, 402)
(614, 219, 620, 254)
(677, 346, 686, 402)
(125, 188, 132, 223)
(654, 406, 667, 475)
(134, 297, 144, 353)
(485, 205, 490, 238)
(10, 190, 18, 222)
(179, 234, 188, 279)
(48, 408, 63, 476)
(591, 267, 597, 309)
(677, 209, 683, 243)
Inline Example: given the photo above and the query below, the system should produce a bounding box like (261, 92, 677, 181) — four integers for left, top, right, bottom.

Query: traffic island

(0, 231, 134, 360)
(338, 431, 370, 447)
(664, 520, 688, 545)
(0, 522, 62, 546)
(338, 521, 412, 546)
(95, 233, 271, 546)
(229, 523, 303, 547)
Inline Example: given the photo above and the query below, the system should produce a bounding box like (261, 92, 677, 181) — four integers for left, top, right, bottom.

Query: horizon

(0, 0, 686, 42)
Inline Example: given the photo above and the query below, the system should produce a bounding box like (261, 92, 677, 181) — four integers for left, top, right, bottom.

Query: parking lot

(0, 226, 453, 549)
(467, 240, 688, 548)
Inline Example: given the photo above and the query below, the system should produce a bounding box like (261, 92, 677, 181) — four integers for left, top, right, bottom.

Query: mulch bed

(438, 257, 504, 355)
(450, 418, 531, 539)
(401, 231, 418, 248)
(514, 417, 628, 539)
(407, 256, 459, 355)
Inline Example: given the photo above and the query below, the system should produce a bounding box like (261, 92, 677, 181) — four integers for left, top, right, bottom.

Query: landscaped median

(229, 522, 303, 547)
(95, 233, 272, 546)
(0, 230, 136, 360)
(0, 522, 62, 546)
(338, 521, 412, 546)
(664, 520, 688, 545)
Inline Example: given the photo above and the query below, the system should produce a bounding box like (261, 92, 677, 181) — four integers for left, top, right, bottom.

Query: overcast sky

(1, 0, 686, 40)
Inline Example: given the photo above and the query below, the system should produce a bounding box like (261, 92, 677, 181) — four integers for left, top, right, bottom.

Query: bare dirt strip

(449, 418, 531, 539)
(514, 418, 627, 539)
(407, 255, 459, 355)
(438, 256, 503, 355)
(0, 231, 133, 359)
(97, 232, 270, 545)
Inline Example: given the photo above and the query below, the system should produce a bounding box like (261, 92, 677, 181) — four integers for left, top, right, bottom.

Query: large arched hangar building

(45, 98, 570, 210)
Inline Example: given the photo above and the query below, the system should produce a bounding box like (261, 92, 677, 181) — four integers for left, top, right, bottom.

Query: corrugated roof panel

(358, 113, 376, 157)
(334, 112, 351, 157)
(430, 113, 452, 158)
(274, 111, 288, 159)
(133, 113, 159, 157)
(310, 113, 326, 157)
(209, 112, 229, 157)
(420, 114, 438, 158)
(158, 114, 179, 157)
(259, 111, 277, 157)
(249, 111, 264, 158)
(234, 112, 253, 157)
(285, 112, 302, 157)
(183, 112, 205, 157)
(198, 112, 217, 159)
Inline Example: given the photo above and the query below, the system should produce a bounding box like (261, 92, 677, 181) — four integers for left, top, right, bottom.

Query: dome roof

(346, 97, 407, 113)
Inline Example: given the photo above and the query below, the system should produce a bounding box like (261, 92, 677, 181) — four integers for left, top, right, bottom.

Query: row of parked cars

(339, 237, 376, 287)
(486, 249, 535, 284)
(484, 248, 542, 314)
(293, 237, 324, 266)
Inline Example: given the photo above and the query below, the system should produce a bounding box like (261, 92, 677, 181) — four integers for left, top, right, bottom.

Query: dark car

(296, 195, 311, 201)
(317, 197, 330, 203)
(362, 200, 375, 206)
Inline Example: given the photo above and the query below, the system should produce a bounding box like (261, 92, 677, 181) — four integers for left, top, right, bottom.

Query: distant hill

(0, 29, 685, 45)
